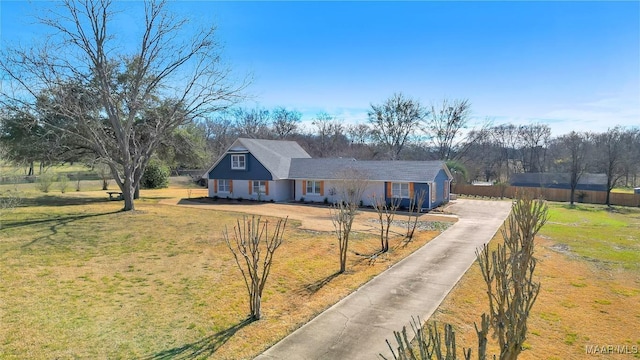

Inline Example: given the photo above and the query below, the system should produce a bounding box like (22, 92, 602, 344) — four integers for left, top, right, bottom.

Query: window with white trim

(231, 154, 246, 170)
(432, 182, 437, 202)
(252, 181, 266, 194)
(391, 183, 410, 198)
(218, 179, 230, 193)
(306, 180, 322, 195)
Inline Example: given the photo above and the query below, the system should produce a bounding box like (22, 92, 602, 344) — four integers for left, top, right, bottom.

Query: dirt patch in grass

(0, 187, 449, 359)
(163, 197, 456, 234)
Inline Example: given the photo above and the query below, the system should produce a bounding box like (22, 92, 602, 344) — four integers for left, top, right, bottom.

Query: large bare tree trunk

(122, 175, 135, 211)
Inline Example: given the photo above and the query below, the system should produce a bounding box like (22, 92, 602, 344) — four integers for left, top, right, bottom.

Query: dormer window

(231, 154, 246, 170)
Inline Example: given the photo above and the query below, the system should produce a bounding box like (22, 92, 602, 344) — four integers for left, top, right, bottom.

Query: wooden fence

(452, 184, 640, 207)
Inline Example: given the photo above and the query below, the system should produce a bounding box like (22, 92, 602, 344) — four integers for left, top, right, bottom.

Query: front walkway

(254, 198, 513, 360)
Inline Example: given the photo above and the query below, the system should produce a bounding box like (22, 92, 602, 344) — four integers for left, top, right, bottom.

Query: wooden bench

(107, 191, 123, 201)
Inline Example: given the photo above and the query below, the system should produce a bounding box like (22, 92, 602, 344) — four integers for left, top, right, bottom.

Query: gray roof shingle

(236, 138, 311, 179)
(289, 158, 449, 183)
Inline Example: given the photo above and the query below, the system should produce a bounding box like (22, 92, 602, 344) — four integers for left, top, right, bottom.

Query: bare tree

(489, 124, 523, 181)
(371, 195, 400, 253)
(331, 168, 369, 273)
(620, 128, 640, 187)
(368, 93, 425, 160)
(270, 106, 301, 139)
(0, 0, 245, 211)
(519, 124, 551, 173)
(233, 107, 271, 139)
(557, 131, 590, 205)
(312, 112, 345, 157)
(425, 99, 472, 161)
(464, 127, 498, 181)
(223, 216, 288, 321)
(202, 114, 237, 162)
(346, 123, 372, 145)
(593, 127, 625, 206)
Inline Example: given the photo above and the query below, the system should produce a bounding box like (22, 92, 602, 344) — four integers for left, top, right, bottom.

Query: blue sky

(1, 1, 639, 135)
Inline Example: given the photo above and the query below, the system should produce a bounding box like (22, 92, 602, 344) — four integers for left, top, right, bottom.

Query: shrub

(140, 160, 170, 189)
(577, 191, 587, 203)
(57, 174, 70, 193)
(36, 172, 56, 193)
(300, 197, 305, 203)
(324, 197, 329, 205)
(95, 163, 111, 190)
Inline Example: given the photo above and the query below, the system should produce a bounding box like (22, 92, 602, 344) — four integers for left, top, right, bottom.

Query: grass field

(429, 203, 640, 359)
(0, 178, 448, 359)
(612, 187, 637, 194)
(0, 162, 98, 180)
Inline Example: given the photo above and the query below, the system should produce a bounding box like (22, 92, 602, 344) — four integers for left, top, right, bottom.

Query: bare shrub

(0, 188, 21, 229)
(371, 194, 400, 253)
(57, 174, 70, 193)
(331, 168, 368, 273)
(223, 216, 287, 321)
(36, 172, 55, 193)
(406, 189, 426, 240)
(95, 163, 111, 190)
(475, 193, 548, 359)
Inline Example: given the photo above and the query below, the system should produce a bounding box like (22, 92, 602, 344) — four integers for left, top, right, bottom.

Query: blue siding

(208, 153, 273, 181)
(431, 169, 450, 208)
(385, 182, 431, 209)
(414, 183, 431, 209)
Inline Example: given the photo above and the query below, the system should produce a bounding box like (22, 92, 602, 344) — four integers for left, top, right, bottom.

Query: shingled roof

(202, 138, 311, 180)
(234, 138, 311, 180)
(289, 158, 450, 183)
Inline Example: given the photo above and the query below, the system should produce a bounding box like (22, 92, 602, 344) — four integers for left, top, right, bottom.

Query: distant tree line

(3, 93, 639, 200)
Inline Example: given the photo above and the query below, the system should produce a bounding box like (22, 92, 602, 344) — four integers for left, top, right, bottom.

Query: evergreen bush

(140, 160, 170, 189)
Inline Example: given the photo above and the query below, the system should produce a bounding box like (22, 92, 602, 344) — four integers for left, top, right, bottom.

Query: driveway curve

(254, 198, 512, 360)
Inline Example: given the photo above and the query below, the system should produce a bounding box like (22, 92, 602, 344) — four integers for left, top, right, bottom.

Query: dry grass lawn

(429, 203, 640, 359)
(0, 178, 454, 359)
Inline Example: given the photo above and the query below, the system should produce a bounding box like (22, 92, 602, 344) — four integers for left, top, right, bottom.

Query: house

(203, 138, 453, 210)
(509, 172, 608, 192)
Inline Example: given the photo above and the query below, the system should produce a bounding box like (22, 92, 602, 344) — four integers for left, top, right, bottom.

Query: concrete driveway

(254, 198, 512, 360)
